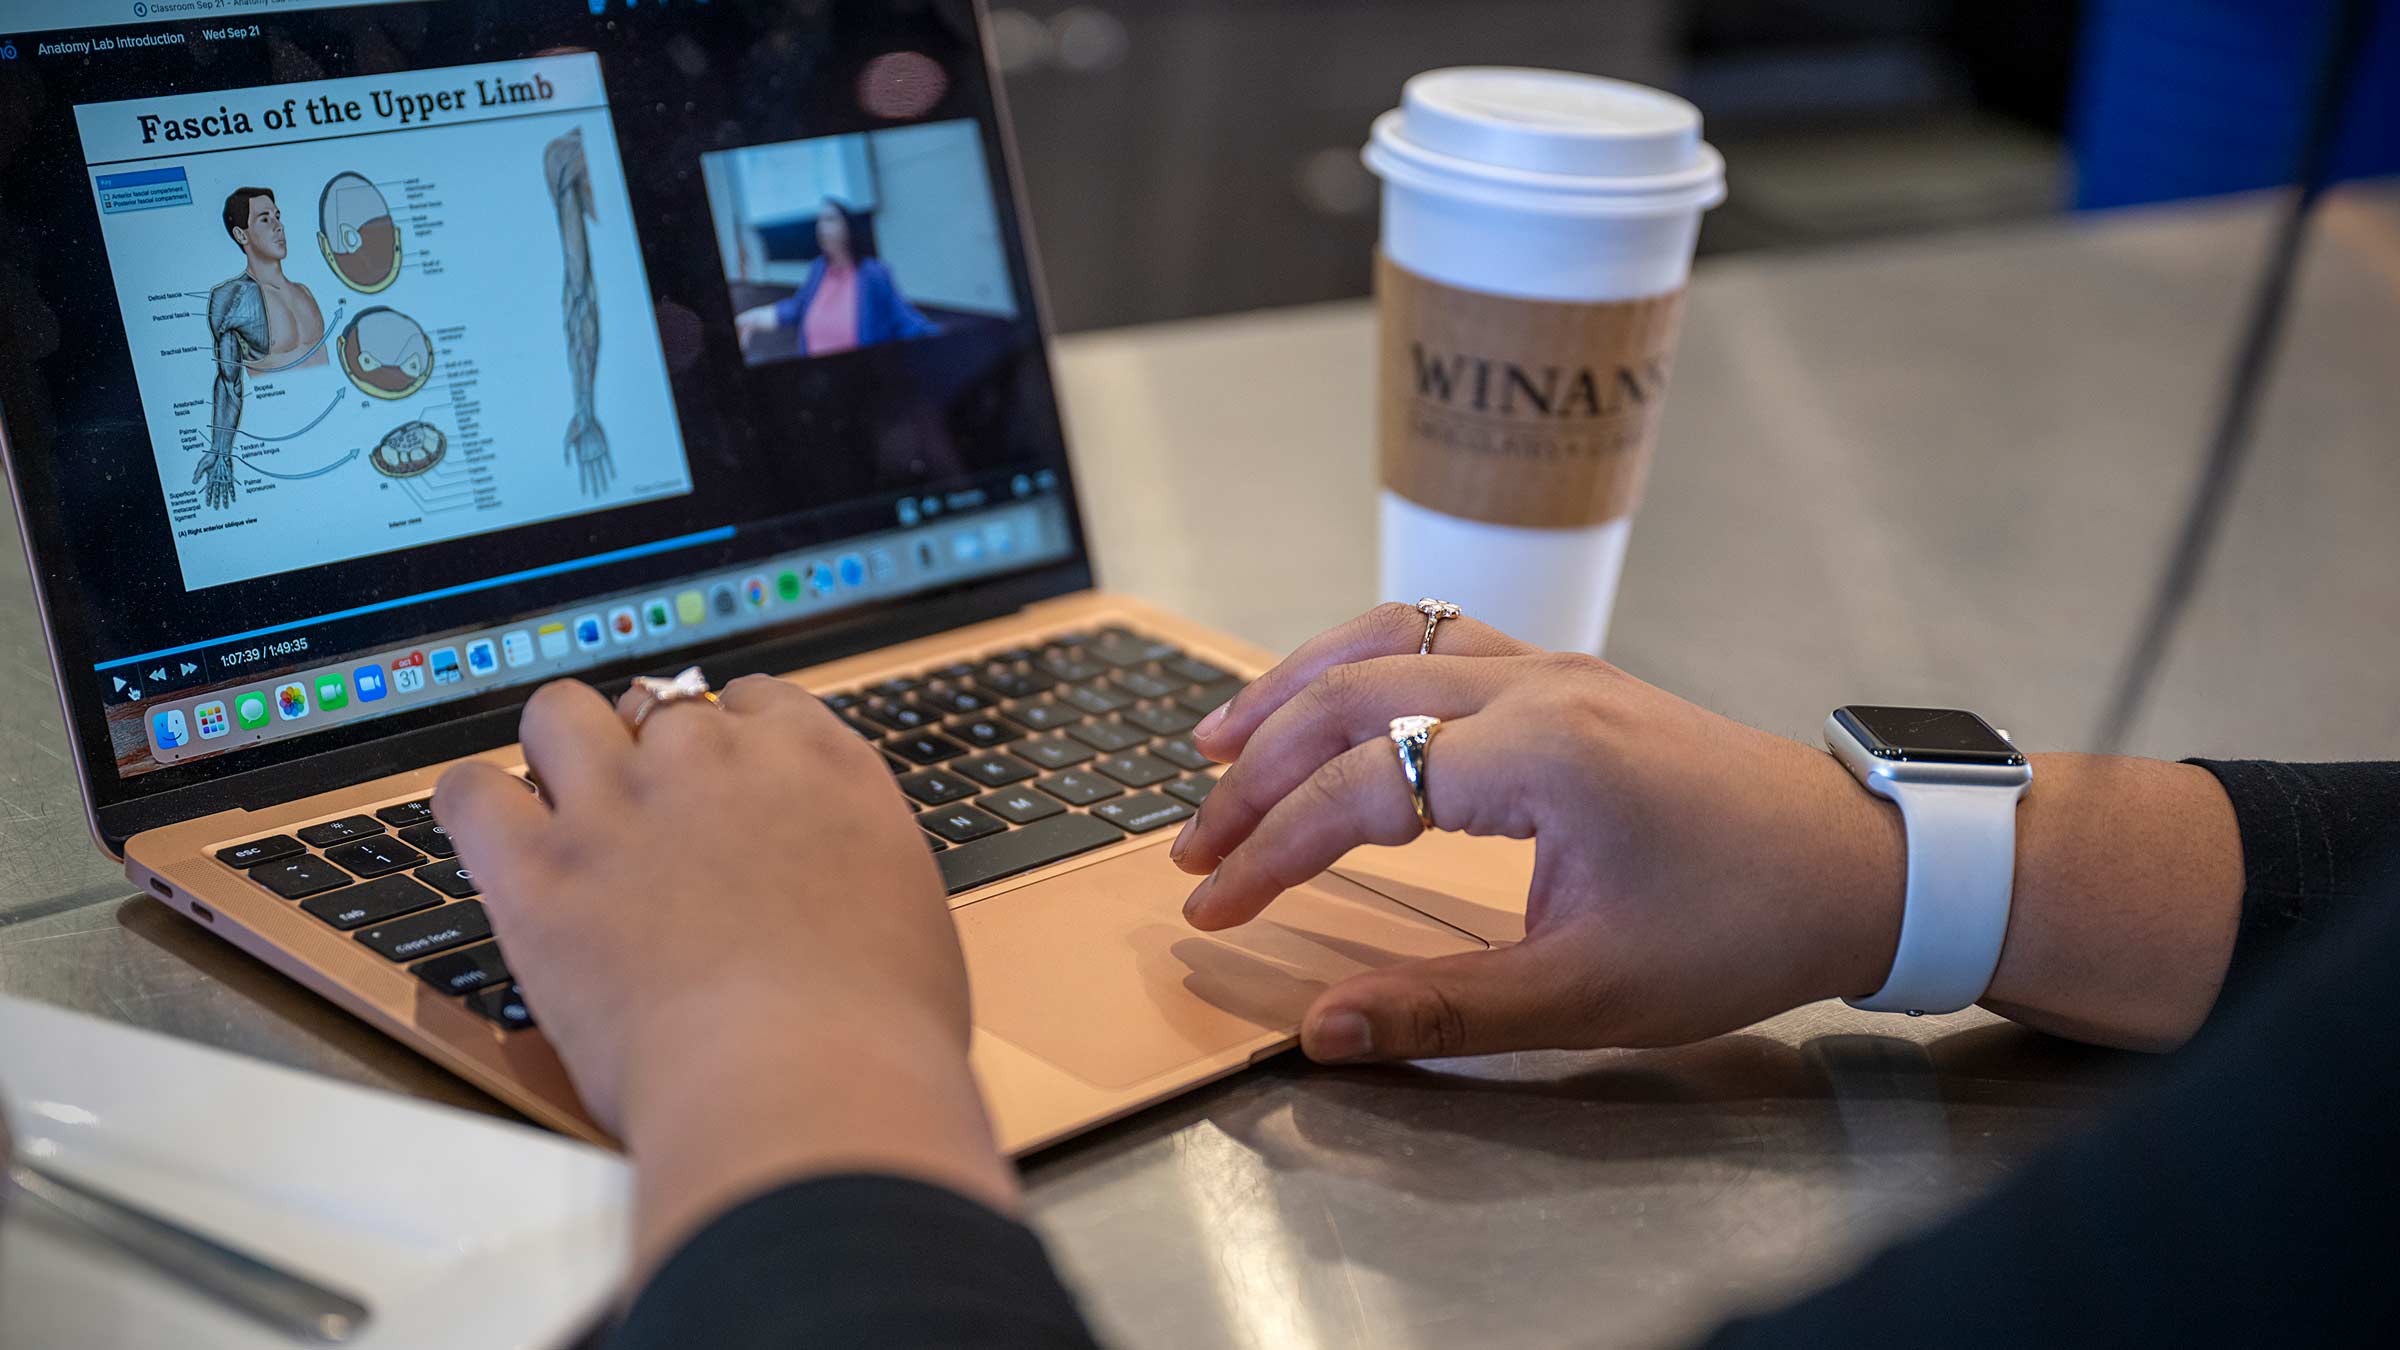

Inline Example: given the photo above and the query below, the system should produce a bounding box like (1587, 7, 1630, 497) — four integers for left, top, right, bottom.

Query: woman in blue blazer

(735, 200, 939, 358)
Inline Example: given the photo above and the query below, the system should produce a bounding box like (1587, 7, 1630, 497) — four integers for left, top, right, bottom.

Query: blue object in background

(2072, 0, 2400, 210)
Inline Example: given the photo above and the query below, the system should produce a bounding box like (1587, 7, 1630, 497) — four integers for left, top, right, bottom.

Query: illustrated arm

(207, 283, 247, 465)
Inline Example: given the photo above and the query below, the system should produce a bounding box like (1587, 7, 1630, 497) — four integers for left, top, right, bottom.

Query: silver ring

(1389, 714, 1442, 832)
(1414, 597, 1462, 655)
(628, 666, 720, 733)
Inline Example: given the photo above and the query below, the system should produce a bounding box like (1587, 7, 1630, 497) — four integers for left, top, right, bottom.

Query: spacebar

(938, 813, 1124, 894)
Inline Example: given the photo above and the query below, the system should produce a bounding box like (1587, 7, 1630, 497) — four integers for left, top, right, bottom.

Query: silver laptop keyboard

(210, 626, 1237, 1034)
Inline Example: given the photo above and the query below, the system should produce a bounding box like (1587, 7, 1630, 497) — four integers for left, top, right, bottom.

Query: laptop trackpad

(956, 845, 1487, 1090)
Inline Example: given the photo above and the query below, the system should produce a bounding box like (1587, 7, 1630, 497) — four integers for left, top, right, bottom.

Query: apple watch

(1824, 706, 2032, 1015)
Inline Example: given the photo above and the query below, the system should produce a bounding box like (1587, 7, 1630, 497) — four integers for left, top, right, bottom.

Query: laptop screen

(0, 0, 1088, 824)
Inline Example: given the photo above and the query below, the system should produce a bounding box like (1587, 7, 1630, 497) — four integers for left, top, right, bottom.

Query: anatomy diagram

(318, 171, 402, 292)
(340, 307, 435, 399)
(547, 128, 614, 498)
(203, 186, 329, 508)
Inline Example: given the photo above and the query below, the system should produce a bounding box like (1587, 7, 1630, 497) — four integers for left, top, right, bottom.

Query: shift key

(356, 900, 492, 963)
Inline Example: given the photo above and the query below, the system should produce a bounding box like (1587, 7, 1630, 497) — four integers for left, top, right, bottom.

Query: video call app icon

(195, 701, 230, 740)
(355, 666, 389, 702)
(315, 673, 349, 713)
(275, 683, 310, 721)
(466, 639, 500, 676)
(236, 692, 272, 730)
(152, 709, 188, 749)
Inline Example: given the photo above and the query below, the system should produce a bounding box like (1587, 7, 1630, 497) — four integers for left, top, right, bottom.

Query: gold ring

(1414, 598, 1462, 655)
(629, 667, 720, 734)
(1388, 714, 1442, 832)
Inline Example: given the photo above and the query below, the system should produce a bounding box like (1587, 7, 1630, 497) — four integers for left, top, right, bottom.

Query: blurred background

(991, 0, 2400, 333)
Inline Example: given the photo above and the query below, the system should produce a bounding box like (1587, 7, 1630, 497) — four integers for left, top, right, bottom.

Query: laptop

(0, 0, 1532, 1154)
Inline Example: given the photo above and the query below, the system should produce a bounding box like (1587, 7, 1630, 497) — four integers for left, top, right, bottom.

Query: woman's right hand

(1171, 604, 1912, 1063)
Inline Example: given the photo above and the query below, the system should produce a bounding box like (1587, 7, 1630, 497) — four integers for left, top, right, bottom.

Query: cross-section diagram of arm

(547, 129, 613, 498)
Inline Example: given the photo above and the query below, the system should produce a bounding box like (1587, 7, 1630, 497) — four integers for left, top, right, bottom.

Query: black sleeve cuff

(2184, 759, 2400, 1019)
(610, 1174, 1102, 1349)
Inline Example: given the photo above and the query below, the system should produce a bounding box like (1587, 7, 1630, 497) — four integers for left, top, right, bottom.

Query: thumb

(1299, 940, 1581, 1064)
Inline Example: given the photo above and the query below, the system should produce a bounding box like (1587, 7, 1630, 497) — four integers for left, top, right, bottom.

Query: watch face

(1835, 706, 2024, 765)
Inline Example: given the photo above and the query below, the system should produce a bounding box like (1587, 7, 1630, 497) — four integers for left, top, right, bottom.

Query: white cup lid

(1366, 67, 1725, 217)
(1403, 68, 1702, 179)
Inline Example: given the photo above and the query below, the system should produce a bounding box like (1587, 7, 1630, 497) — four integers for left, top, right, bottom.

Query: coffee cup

(1364, 68, 1725, 653)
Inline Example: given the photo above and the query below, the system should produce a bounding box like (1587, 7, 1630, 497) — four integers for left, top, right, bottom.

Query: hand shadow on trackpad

(957, 847, 1486, 1092)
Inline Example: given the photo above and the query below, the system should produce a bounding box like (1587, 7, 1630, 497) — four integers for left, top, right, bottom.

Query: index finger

(1194, 602, 1537, 761)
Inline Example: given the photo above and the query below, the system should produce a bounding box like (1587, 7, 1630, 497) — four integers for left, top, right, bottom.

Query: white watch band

(1844, 776, 2029, 1015)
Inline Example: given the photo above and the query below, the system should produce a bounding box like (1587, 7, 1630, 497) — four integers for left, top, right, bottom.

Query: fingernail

(1169, 817, 1196, 864)
(1309, 1010, 1374, 1063)
(1194, 704, 1229, 741)
(1182, 874, 1217, 923)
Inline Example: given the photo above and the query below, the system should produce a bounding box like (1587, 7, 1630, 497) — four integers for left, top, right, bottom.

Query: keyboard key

(1039, 770, 1123, 806)
(467, 983, 536, 1030)
(916, 682, 994, 716)
(298, 815, 384, 848)
(979, 788, 1064, 825)
(975, 665, 1051, 699)
(302, 875, 442, 930)
(863, 698, 934, 731)
(1066, 719, 1146, 753)
(899, 768, 978, 806)
(398, 821, 456, 858)
(1002, 698, 1081, 732)
(841, 712, 885, 741)
(956, 753, 1038, 788)
(217, 835, 303, 869)
(985, 646, 1038, 665)
(357, 900, 491, 962)
(1125, 702, 1204, 737)
(824, 691, 862, 710)
(890, 732, 970, 765)
(1091, 629, 1181, 667)
(919, 805, 1009, 844)
(415, 859, 481, 898)
(1176, 684, 1243, 717)
(374, 799, 436, 828)
(949, 716, 1023, 750)
(936, 813, 1123, 894)
(250, 855, 353, 900)
(1154, 737, 1213, 771)
(412, 941, 511, 996)
(324, 836, 429, 879)
(1017, 736, 1095, 770)
(1093, 792, 1197, 835)
(1166, 775, 1219, 808)
(871, 676, 920, 698)
(1164, 655, 1231, 685)
(1059, 681, 1132, 715)
(932, 662, 979, 681)
(1095, 751, 1179, 788)
(1036, 648, 1109, 683)
(1110, 668, 1182, 701)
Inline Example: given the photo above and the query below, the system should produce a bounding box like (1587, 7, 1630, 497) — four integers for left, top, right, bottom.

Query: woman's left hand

(434, 674, 1014, 1275)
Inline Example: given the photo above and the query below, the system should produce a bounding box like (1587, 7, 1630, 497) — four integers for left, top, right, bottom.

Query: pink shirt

(803, 263, 861, 355)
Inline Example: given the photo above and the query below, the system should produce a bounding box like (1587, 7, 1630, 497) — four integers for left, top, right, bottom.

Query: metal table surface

(5, 185, 2399, 1348)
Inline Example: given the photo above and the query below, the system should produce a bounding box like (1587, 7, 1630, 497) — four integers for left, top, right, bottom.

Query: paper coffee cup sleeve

(1377, 253, 1688, 529)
